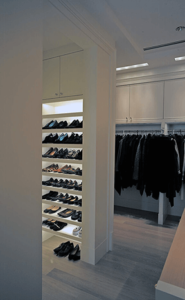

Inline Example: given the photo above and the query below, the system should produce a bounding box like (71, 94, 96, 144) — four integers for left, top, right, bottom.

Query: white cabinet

(130, 82, 164, 121)
(164, 78, 185, 119)
(42, 57, 59, 99)
(116, 86, 129, 123)
(59, 51, 83, 97)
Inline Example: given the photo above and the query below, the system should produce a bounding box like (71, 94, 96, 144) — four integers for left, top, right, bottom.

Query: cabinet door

(59, 51, 83, 97)
(164, 78, 185, 119)
(130, 82, 163, 121)
(116, 86, 130, 122)
(43, 57, 59, 99)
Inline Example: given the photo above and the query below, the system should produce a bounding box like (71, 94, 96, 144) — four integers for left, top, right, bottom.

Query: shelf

(42, 128, 83, 133)
(42, 143, 83, 148)
(42, 208, 82, 226)
(42, 95, 83, 104)
(42, 158, 83, 164)
(42, 185, 82, 196)
(42, 199, 82, 211)
(42, 172, 83, 180)
(42, 225, 82, 243)
(42, 112, 83, 119)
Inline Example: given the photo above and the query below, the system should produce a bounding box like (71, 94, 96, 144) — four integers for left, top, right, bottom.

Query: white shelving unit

(42, 97, 83, 244)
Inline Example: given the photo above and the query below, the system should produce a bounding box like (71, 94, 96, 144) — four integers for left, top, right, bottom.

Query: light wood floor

(42, 208, 179, 300)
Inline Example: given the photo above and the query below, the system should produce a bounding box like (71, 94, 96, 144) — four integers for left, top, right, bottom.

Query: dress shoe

(75, 183, 82, 191)
(58, 208, 74, 218)
(63, 166, 76, 174)
(74, 150, 82, 160)
(42, 120, 54, 129)
(47, 148, 59, 158)
(78, 212, 82, 222)
(55, 179, 65, 187)
(50, 193, 64, 201)
(48, 120, 59, 129)
(54, 241, 70, 254)
(42, 163, 55, 172)
(58, 121, 68, 128)
(57, 242, 74, 257)
(56, 148, 68, 158)
(75, 168, 82, 176)
(55, 133, 68, 143)
(51, 179, 59, 187)
(58, 193, 69, 202)
(47, 164, 59, 172)
(50, 221, 67, 231)
(62, 195, 75, 204)
(67, 180, 78, 189)
(68, 244, 80, 261)
(42, 147, 53, 157)
(54, 165, 69, 173)
(67, 120, 80, 128)
(42, 178, 54, 186)
(68, 196, 78, 205)
(42, 191, 58, 200)
(71, 210, 81, 220)
(77, 199, 82, 206)
(42, 133, 58, 143)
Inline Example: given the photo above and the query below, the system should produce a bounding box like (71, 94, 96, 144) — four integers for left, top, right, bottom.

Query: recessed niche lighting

(116, 63, 148, 71)
(175, 56, 185, 61)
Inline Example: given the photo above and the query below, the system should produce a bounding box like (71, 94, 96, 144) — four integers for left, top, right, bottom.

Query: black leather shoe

(42, 191, 58, 200)
(57, 242, 74, 257)
(71, 210, 80, 220)
(58, 208, 74, 218)
(58, 121, 68, 128)
(42, 133, 58, 143)
(42, 120, 54, 129)
(42, 178, 54, 186)
(68, 196, 78, 205)
(68, 244, 80, 260)
(48, 120, 59, 129)
(54, 241, 70, 254)
(50, 221, 67, 231)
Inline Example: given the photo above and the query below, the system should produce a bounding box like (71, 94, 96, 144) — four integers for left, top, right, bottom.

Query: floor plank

(42, 208, 179, 300)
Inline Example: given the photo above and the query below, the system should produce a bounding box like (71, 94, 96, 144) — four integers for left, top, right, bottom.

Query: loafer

(48, 206, 61, 214)
(71, 210, 81, 220)
(54, 241, 70, 254)
(58, 208, 74, 218)
(68, 196, 79, 205)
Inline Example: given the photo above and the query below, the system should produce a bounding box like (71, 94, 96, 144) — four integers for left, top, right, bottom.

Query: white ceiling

(43, 0, 185, 71)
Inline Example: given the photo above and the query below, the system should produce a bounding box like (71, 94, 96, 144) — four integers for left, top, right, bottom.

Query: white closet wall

(115, 64, 185, 217)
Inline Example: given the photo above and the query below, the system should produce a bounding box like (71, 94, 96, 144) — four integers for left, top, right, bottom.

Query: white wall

(0, 1, 42, 299)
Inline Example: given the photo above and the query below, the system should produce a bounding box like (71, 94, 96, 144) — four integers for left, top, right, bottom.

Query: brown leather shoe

(54, 164, 68, 173)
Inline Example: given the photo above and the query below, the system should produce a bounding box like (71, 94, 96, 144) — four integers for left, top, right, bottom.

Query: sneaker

(73, 226, 81, 236)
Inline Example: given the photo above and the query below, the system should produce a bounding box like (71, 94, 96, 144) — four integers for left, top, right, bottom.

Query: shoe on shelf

(48, 120, 59, 129)
(42, 163, 55, 172)
(43, 205, 55, 213)
(47, 206, 61, 214)
(67, 120, 80, 128)
(42, 178, 54, 186)
(51, 179, 59, 187)
(58, 193, 69, 202)
(66, 150, 76, 159)
(67, 180, 78, 190)
(58, 208, 75, 218)
(68, 196, 78, 205)
(42, 218, 53, 226)
(78, 212, 82, 222)
(73, 226, 81, 236)
(68, 244, 81, 261)
(62, 195, 75, 204)
(42, 120, 54, 129)
(78, 228, 82, 238)
(55, 179, 65, 187)
(47, 148, 59, 158)
(42, 191, 58, 200)
(55, 133, 68, 144)
(55, 165, 69, 173)
(54, 241, 70, 254)
(74, 150, 82, 160)
(61, 179, 70, 189)
(57, 121, 68, 128)
(56, 148, 68, 159)
(50, 221, 67, 231)
(71, 210, 81, 220)
(73, 134, 82, 144)
(50, 193, 64, 201)
(42, 133, 58, 143)
(77, 199, 82, 206)
(47, 164, 59, 172)
(57, 242, 74, 257)
(75, 168, 82, 176)
(42, 147, 54, 157)
(76, 182, 82, 191)
(63, 166, 76, 174)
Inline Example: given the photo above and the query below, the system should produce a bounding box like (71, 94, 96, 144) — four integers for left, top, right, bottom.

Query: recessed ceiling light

(116, 63, 148, 71)
(175, 56, 185, 61)
(176, 26, 185, 32)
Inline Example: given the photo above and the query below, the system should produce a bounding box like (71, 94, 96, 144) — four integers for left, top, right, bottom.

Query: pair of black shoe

(42, 133, 83, 144)
(42, 219, 67, 231)
(58, 208, 81, 221)
(42, 191, 58, 200)
(42, 179, 82, 190)
(51, 193, 79, 204)
(54, 241, 80, 260)
(43, 120, 83, 129)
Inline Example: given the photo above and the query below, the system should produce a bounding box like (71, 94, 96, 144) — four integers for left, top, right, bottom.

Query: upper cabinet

(59, 51, 84, 97)
(116, 86, 129, 123)
(164, 78, 185, 119)
(43, 57, 59, 100)
(130, 82, 164, 121)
